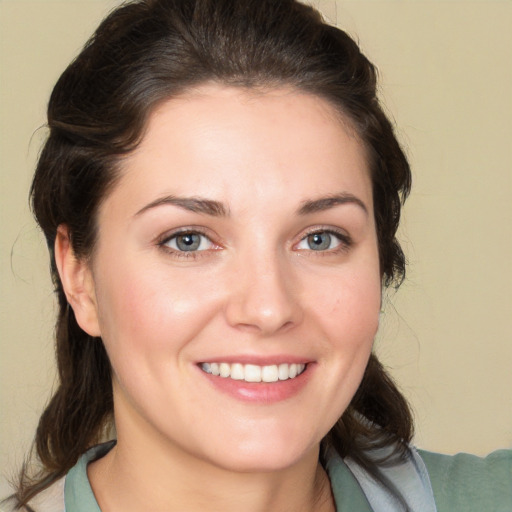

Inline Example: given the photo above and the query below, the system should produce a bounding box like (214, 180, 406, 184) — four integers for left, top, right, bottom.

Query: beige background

(1, 0, 511, 495)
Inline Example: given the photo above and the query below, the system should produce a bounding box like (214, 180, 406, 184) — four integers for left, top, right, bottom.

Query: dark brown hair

(12, 0, 413, 507)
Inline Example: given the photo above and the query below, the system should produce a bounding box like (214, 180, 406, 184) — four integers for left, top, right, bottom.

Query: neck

(88, 427, 334, 512)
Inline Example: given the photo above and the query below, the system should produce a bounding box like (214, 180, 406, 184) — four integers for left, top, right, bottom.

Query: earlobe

(54, 225, 101, 337)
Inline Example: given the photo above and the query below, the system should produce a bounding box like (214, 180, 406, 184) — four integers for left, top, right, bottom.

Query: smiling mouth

(200, 362, 307, 383)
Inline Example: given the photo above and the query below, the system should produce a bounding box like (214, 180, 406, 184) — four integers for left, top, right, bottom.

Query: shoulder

(0, 479, 65, 512)
(5, 442, 114, 512)
(21, 478, 65, 512)
(326, 445, 437, 512)
(418, 449, 512, 512)
(326, 443, 512, 512)
(64, 442, 113, 511)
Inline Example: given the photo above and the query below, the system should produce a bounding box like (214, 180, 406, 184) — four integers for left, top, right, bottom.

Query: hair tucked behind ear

(10, 0, 413, 508)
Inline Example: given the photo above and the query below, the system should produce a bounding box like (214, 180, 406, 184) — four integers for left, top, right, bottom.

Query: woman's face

(82, 85, 381, 471)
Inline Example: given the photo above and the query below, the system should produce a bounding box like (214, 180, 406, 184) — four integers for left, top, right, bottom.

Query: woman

(5, 0, 511, 511)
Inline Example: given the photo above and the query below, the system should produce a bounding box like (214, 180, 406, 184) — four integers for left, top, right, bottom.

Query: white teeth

(230, 363, 244, 380)
(278, 363, 289, 381)
(219, 363, 230, 378)
(244, 364, 262, 382)
(261, 365, 278, 382)
(200, 362, 306, 382)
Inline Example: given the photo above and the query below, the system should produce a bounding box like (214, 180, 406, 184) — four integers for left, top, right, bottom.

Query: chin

(199, 431, 322, 474)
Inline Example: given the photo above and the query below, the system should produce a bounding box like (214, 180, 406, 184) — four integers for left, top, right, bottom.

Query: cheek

(311, 265, 381, 340)
(307, 262, 381, 408)
(93, 261, 223, 360)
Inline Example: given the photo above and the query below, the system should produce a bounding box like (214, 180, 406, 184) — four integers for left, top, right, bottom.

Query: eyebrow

(135, 192, 367, 218)
(298, 193, 368, 216)
(135, 195, 229, 217)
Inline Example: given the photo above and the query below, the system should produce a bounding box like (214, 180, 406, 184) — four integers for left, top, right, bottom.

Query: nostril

(224, 264, 302, 333)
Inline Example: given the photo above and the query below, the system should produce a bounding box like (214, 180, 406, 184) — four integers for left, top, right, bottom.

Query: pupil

(177, 233, 200, 251)
(308, 232, 330, 251)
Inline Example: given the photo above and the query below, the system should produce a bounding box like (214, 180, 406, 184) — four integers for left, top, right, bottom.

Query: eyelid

(155, 225, 352, 258)
(157, 226, 209, 244)
(156, 227, 222, 257)
(294, 226, 353, 252)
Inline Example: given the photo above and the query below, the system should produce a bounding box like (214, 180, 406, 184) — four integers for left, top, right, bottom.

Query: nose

(224, 252, 303, 335)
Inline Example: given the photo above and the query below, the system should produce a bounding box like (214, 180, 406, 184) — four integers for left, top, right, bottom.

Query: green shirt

(29, 442, 512, 511)
(327, 448, 512, 511)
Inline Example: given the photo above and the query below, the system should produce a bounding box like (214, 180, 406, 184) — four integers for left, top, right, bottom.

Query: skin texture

(55, 85, 381, 512)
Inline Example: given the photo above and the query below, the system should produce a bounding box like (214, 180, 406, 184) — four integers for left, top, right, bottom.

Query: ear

(54, 225, 101, 337)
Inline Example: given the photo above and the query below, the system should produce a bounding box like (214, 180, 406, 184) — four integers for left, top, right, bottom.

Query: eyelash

(157, 227, 353, 259)
(296, 228, 353, 255)
(157, 228, 218, 260)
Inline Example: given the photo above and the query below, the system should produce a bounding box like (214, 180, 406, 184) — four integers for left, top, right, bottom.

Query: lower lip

(199, 364, 313, 403)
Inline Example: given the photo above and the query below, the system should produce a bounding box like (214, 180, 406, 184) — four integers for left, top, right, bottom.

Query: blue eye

(296, 230, 348, 252)
(163, 232, 213, 252)
(307, 232, 332, 251)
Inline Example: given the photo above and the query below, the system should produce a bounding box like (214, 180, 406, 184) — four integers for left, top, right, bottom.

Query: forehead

(107, 84, 372, 215)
